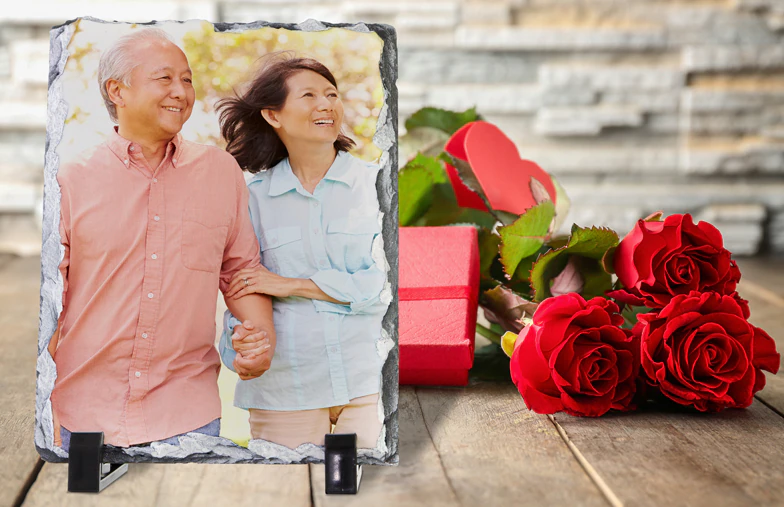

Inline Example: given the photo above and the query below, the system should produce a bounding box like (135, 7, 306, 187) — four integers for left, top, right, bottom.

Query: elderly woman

(216, 55, 388, 450)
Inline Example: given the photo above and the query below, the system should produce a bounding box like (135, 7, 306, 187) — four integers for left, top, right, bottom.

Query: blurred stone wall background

(2, 0, 784, 256)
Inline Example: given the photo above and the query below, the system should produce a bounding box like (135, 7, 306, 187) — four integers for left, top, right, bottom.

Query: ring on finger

(243, 278, 249, 287)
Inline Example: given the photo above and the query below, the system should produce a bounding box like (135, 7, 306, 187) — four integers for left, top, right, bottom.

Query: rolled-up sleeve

(310, 262, 386, 315)
(219, 310, 241, 372)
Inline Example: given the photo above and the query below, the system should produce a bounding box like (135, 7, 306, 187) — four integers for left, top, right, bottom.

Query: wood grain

(311, 387, 458, 507)
(23, 463, 311, 506)
(0, 256, 46, 506)
(554, 401, 784, 506)
(416, 383, 607, 506)
(736, 258, 784, 299)
(738, 260, 784, 416)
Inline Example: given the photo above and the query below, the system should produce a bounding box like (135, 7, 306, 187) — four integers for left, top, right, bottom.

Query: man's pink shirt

(52, 129, 260, 447)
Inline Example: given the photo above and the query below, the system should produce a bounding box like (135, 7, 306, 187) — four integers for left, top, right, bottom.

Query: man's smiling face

(117, 40, 195, 140)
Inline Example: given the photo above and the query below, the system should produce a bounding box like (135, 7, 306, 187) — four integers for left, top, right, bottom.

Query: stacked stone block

(1, 0, 783, 254)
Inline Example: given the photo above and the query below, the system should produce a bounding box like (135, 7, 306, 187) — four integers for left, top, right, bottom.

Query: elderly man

(48, 28, 272, 449)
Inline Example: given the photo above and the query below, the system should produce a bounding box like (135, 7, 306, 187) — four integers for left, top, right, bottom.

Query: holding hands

(231, 319, 273, 380)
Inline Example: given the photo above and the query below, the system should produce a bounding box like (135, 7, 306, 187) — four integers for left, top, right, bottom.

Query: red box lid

(399, 227, 480, 371)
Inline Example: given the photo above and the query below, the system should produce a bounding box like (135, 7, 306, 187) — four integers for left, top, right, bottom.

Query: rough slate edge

(35, 17, 399, 466)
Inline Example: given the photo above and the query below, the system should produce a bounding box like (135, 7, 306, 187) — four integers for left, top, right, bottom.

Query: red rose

(635, 291, 780, 412)
(510, 293, 639, 416)
(609, 213, 740, 308)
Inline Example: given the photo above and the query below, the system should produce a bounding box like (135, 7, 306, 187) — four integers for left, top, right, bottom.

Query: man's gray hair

(98, 28, 175, 123)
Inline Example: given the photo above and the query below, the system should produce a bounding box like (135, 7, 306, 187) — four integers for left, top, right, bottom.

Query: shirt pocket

(260, 226, 306, 277)
(181, 208, 229, 273)
(326, 215, 381, 273)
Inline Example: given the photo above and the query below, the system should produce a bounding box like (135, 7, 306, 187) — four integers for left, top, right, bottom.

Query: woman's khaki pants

(248, 393, 382, 449)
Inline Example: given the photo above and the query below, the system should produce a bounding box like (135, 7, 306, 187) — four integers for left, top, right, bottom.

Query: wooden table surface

(2, 254, 784, 507)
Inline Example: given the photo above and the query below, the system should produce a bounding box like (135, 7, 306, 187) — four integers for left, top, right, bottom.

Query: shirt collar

(106, 126, 183, 169)
(268, 150, 355, 197)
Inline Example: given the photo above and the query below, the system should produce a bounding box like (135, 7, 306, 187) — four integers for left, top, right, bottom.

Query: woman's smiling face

(266, 69, 345, 145)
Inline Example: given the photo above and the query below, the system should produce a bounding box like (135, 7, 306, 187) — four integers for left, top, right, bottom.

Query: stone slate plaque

(37, 17, 398, 466)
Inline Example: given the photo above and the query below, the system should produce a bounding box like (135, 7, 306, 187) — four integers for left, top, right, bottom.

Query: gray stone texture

(4, 1, 784, 256)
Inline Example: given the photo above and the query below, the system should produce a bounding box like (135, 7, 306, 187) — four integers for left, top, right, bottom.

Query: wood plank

(0, 256, 46, 506)
(23, 463, 311, 506)
(416, 383, 607, 507)
(311, 387, 458, 507)
(554, 400, 784, 506)
(757, 373, 784, 417)
(738, 273, 784, 414)
(736, 258, 784, 299)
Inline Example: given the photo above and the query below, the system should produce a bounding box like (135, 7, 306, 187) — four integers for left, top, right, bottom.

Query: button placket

(126, 156, 167, 440)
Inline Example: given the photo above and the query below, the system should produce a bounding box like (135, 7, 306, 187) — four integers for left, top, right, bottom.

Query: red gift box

(399, 226, 480, 386)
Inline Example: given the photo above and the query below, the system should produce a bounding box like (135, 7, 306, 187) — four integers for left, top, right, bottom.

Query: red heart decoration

(444, 121, 557, 215)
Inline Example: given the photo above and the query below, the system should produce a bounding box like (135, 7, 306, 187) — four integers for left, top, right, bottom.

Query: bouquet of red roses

(399, 107, 780, 416)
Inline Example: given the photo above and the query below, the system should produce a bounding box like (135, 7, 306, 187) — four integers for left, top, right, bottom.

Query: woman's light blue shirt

(219, 151, 389, 411)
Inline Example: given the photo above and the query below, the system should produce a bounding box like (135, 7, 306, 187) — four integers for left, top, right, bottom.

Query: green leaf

(621, 304, 651, 330)
(511, 244, 550, 283)
(404, 152, 449, 183)
(601, 245, 617, 274)
(399, 168, 433, 226)
(477, 228, 501, 279)
(498, 201, 556, 278)
(405, 106, 481, 135)
(469, 343, 511, 382)
(561, 225, 620, 259)
(576, 257, 614, 299)
(415, 182, 497, 229)
(399, 126, 451, 164)
(398, 154, 449, 226)
(530, 225, 619, 302)
(529, 250, 568, 302)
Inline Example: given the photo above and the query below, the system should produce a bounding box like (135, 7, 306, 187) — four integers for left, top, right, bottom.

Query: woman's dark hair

(217, 54, 356, 173)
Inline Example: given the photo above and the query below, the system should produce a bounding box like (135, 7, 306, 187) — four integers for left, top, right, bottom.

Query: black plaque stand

(67, 432, 128, 493)
(324, 433, 362, 495)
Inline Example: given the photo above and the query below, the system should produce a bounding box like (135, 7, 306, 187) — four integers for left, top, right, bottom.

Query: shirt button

(172, 158, 178, 164)
(153, 215, 160, 221)
(147, 292, 154, 299)
(141, 332, 148, 339)
(135, 371, 141, 378)
(312, 201, 318, 208)
(151, 253, 158, 260)
(329, 316, 335, 322)
(320, 259, 328, 267)
(313, 228, 319, 234)
(129, 146, 135, 152)
(329, 346, 337, 354)
(152, 178, 158, 183)
(124, 159, 130, 166)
